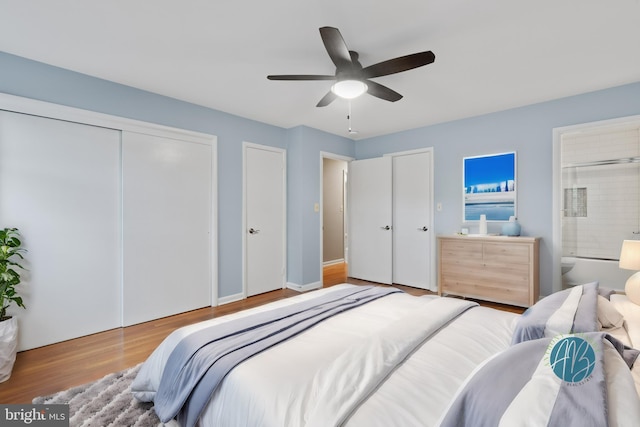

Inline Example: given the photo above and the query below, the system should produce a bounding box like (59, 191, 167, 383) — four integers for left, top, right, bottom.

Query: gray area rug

(33, 364, 161, 427)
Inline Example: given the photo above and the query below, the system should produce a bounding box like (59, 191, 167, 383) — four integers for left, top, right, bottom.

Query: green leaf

(12, 296, 24, 308)
(0, 227, 26, 313)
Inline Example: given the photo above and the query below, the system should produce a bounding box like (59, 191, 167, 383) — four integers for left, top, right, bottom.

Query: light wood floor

(0, 262, 522, 404)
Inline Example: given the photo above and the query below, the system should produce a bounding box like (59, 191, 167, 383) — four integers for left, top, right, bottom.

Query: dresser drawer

(441, 280, 530, 307)
(483, 242, 530, 264)
(440, 240, 483, 260)
(441, 262, 529, 289)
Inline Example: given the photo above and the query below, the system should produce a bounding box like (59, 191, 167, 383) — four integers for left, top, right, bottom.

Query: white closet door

(393, 151, 433, 290)
(122, 132, 212, 326)
(0, 111, 121, 350)
(348, 157, 393, 284)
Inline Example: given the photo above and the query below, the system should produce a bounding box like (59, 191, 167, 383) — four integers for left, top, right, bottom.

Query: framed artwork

(463, 151, 516, 221)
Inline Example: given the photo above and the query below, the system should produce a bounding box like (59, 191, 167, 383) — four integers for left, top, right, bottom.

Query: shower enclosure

(555, 118, 640, 291)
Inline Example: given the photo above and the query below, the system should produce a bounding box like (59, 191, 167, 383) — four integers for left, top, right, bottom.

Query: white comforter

(132, 284, 517, 426)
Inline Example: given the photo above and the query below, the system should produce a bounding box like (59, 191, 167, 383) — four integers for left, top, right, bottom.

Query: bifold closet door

(0, 111, 121, 350)
(122, 132, 212, 326)
(393, 151, 433, 290)
(349, 152, 433, 290)
(348, 156, 393, 284)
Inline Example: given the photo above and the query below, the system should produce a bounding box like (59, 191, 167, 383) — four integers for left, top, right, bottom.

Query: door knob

(418, 226, 428, 231)
(249, 228, 260, 234)
(381, 225, 392, 230)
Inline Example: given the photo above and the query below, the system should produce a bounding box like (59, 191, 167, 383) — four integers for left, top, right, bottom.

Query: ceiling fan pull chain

(347, 100, 358, 135)
(347, 100, 359, 135)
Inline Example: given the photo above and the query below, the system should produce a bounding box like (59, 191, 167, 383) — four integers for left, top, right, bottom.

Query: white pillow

(597, 295, 625, 330)
(610, 294, 640, 348)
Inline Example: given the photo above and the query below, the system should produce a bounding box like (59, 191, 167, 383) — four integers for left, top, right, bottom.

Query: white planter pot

(0, 317, 18, 383)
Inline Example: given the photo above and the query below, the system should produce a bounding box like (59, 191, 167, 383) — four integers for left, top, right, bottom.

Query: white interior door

(393, 151, 433, 290)
(245, 144, 286, 296)
(348, 156, 393, 284)
(0, 111, 121, 350)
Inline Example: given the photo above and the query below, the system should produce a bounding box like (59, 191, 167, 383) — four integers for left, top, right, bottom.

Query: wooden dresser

(437, 235, 540, 307)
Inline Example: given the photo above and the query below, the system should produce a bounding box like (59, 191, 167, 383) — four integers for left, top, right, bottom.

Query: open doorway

(321, 153, 351, 286)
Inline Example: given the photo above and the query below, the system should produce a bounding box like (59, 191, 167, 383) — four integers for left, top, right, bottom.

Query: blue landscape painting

(464, 152, 516, 221)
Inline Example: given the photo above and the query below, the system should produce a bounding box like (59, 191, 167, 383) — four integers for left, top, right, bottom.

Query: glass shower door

(560, 125, 640, 287)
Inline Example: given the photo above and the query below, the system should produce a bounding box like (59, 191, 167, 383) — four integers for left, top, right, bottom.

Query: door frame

(384, 147, 436, 290)
(320, 152, 354, 286)
(243, 141, 287, 298)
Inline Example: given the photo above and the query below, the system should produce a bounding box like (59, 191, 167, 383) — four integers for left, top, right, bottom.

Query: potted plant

(0, 227, 26, 382)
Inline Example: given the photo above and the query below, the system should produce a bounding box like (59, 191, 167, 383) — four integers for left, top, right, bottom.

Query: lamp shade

(331, 80, 368, 99)
(619, 240, 640, 270)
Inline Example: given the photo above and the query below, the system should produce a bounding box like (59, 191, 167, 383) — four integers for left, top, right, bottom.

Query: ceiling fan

(267, 26, 435, 107)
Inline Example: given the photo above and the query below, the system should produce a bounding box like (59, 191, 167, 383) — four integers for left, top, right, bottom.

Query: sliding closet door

(348, 156, 393, 284)
(122, 132, 212, 326)
(0, 111, 121, 350)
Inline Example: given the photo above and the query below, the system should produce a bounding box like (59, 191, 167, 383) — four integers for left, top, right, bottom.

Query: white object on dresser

(438, 234, 540, 307)
(478, 214, 488, 235)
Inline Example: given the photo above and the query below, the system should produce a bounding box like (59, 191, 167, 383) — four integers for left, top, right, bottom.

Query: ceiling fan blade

(362, 51, 435, 79)
(267, 74, 336, 81)
(319, 27, 353, 71)
(316, 91, 337, 107)
(365, 80, 403, 102)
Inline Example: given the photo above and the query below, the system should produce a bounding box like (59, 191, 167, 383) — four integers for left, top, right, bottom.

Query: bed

(131, 283, 640, 426)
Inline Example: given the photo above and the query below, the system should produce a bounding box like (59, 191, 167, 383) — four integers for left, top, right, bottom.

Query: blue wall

(356, 82, 640, 296)
(287, 126, 354, 286)
(3, 51, 640, 298)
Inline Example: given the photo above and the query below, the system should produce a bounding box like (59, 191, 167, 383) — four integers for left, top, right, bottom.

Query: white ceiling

(1, 1, 639, 140)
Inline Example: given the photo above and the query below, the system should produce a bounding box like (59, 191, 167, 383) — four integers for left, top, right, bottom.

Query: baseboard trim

(323, 259, 345, 266)
(287, 281, 322, 293)
(217, 292, 244, 305)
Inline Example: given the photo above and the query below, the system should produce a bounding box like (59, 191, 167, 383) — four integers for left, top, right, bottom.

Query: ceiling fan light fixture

(331, 79, 368, 99)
